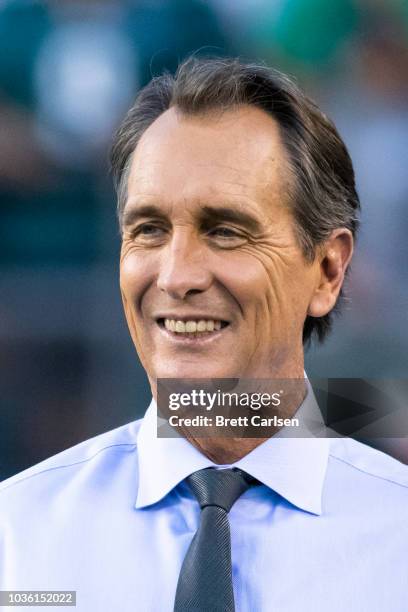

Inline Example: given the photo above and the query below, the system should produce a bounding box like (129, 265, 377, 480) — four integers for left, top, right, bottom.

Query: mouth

(156, 317, 230, 342)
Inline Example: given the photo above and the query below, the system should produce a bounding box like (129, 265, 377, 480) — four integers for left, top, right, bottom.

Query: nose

(157, 229, 213, 300)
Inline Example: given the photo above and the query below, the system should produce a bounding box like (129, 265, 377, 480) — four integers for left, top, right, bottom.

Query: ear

(307, 228, 354, 318)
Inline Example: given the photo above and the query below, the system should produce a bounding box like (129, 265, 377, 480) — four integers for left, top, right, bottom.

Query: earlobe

(307, 229, 354, 318)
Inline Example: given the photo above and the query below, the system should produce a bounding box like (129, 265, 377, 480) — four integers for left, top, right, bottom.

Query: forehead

(125, 105, 290, 216)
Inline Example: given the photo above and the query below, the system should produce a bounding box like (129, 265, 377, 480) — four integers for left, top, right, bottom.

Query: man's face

(120, 106, 321, 383)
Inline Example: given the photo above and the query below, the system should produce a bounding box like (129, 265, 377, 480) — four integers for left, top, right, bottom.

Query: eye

(206, 226, 248, 249)
(140, 223, 162, 235)
(133, 223, 166, 238)
(209, 227, 242, 239)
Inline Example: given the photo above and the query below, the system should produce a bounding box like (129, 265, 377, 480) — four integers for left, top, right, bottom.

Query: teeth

(197, 320, 207, 332)
(164, 319, 224, 333)
(175, 321, 185, 333)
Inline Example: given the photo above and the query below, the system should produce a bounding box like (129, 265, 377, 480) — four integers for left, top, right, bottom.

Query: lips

(164, 319, 225, 333)
(156, 317, 230, 338)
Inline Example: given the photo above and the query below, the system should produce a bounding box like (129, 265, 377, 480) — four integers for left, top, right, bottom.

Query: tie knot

(186, 468, 256, 513)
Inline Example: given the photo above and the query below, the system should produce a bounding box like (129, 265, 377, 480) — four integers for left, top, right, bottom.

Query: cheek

(226, 244, 292, 304)
(119, 251, 158, 360)
(213, 250, 274, 329)
(119, 251, 158, 370)
(119, 247, 157, 309)
(221, 244, 314, 329)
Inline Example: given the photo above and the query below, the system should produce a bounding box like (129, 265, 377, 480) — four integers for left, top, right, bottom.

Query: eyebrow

(121, 205, 167, 229)
(199, 205, 263, 234)
(121, 203, 263, 234)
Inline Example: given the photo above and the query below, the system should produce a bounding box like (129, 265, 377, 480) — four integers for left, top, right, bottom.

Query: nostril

(186, 289, 204, 296)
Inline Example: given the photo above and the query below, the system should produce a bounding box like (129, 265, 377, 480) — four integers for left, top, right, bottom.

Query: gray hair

(110, 56, 360, 344)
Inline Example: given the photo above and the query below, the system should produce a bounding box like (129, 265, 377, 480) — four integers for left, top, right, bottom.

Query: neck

(186, 377, 306, 463)
(152, 357, 307, 464)
(185, 436, 272, 464)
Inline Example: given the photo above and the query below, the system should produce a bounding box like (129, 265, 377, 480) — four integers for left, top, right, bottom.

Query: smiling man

(119, 105, 342, 383)
(116, 64, 354, 465)
(1, 57, 408, 612)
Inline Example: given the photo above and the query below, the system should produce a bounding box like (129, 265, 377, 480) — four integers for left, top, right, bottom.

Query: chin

(152, 360, 236, 380)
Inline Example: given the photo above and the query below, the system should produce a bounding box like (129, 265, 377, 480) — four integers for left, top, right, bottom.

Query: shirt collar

(135, 379, 329, 515)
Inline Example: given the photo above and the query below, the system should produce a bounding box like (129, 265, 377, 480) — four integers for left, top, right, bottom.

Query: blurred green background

(1, 0, 407, 478)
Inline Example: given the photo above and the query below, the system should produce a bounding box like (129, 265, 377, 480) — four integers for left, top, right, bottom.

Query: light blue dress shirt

(1, 391, 408, 611)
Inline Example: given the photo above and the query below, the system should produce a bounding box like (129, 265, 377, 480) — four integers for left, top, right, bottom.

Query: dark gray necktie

(174, 467, 257, 612)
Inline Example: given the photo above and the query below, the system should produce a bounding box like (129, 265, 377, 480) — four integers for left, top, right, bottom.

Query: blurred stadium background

(1, 0, 407, 478)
